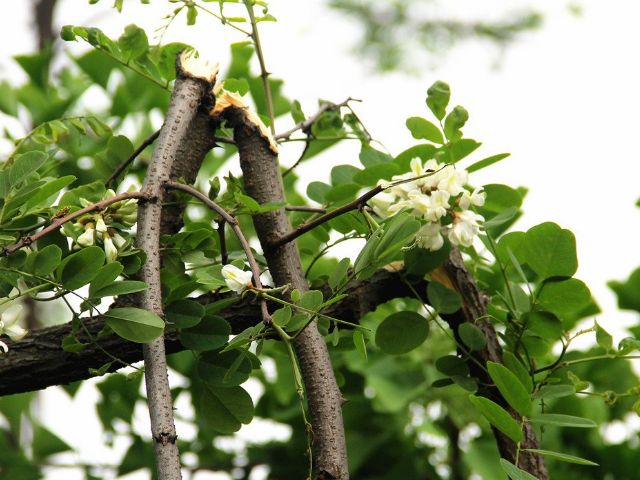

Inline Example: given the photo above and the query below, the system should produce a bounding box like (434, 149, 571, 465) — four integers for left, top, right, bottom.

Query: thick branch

(214, 104, 349, 479)
(438, 247, 549, 480)
(135, 53, 217, 480)
(0, 269, 421, 397)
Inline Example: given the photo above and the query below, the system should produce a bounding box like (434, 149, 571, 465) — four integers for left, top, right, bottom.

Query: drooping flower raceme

(0, 304, 27, 353)
(370, 158, 486, 251)
(65, 187, 138, 263)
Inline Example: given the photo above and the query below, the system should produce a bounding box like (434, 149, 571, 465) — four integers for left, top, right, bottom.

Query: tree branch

(437, 247, 549, 480)
(135, 52, 217, 480)
(0, 268, 423, 397)
(274, 98, 357, 141)
(105, 129, 160, 187)
(213, 102, 350, 479)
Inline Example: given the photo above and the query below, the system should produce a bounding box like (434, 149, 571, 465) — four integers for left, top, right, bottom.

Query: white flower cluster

(68, 189, 138, 263)
(370, 158, 486, 250)
(0, 303, 27, 353)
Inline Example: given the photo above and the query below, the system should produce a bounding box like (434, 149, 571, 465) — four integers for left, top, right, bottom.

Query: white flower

(95, 217, 108, 233)
(435, 167, 468, 197)
(459, 187, 486, 210)
(222, 264, 254, 294)
(103, 236, 118, 263)
(425, 190, 451, 222)
(370, 191, 398, 219)
(415, 223, 444, 251)
(111, 233, 127, 249)
(260, 270, 274, 288)
(0, 304, 27, 353)
(104, 189, 117, 200)
(77, 227, 96, 247)
(448, 210, 484, 247)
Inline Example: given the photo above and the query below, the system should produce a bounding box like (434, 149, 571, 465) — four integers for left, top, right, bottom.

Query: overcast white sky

(2, 1, 640, 478)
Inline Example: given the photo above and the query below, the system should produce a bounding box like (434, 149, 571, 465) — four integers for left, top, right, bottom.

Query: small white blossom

(370, 191, 398, 219)
(415, 223, 444, 251)
(425, 190, 451, 222)
(459, 187, 486, 210)
(260, 270, 274, 288)
(95, 217, 108, 233)
(111, 233, 127, 249)
(77, 227, 96, 247)
(222, 265, 254, 294)
(435, 167, 468, 197)
(0, 304, 27, 353)
(103, 236, 118, 263)
(449, 210, 484, 247)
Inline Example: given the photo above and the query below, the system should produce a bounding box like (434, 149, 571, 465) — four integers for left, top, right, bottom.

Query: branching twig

(1, 191, 148, 257)
(275, 98, 357, 141)
(164, 180, 271, 324)
(105, 130, 161, 187)
(282, 137, 311, 177)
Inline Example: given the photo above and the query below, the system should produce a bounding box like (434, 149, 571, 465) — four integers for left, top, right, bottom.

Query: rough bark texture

(218, 106, 349, 480)
(0, 269, 419, 397)
(439, 247, 549, 480)
(135, 58, 216, 480)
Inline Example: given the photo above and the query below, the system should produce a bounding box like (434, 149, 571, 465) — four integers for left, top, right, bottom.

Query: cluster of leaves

(2, 3, 640, 480)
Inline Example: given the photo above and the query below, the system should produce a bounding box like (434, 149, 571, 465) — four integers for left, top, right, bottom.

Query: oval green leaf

(405, 117, 444, 144)
(531, 385, 576, 399)
(180, 315, 231, 351)
(375, 311, 429, 355)
(487, 361, 532, 417)
(500, 459, 541, 480)
(523, 311, 563, 339)
(502, 351, 533, 393)
(103, 307, 164, 343)
(459, 323, 487, 351)
(469, 395, 524, 443)
(200, 385, 254, 434)
(524, 222, 578, 279)
(166, 299, 205, 329)
(530, 413, 597, 428)
(197, 349, 251, 387)
(427, 281, 461, 314)
(521, 449, 598, 466)
(59, 246, 105, 291)
(537, 278, 591, 313)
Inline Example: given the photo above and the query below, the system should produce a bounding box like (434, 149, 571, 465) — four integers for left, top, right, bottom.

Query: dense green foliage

(1, 2, 640, 480)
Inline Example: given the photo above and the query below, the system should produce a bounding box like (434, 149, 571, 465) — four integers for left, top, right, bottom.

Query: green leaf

(198, 349, 252, 386)
(325, 183, 361, 203)
(91, 280, 148, 298)
(374, 212, 421, 263)
(118, 24, 149, 60)
(521, 449, 598, 466)
(394, 144, 438, 171)
(290, 99, 305, 123)
(481, 184, 523, 213)
(375, 311, 429, 355)
(481, 206, 519, 231)
(524, 223, 578, 279)
(443, 105, 468, 142)
(165, 300, 205, 329)
(32, 425, 73, 459)
(537, 278, 591, 313)
(426, 80, 451, 121)
(427, 281, 461, 314)
(608, 267, 640, 313)
(403, 242, 451, 277)
(405, 117, 444, 144)
(435, 355, 469, 376)
(353, 162, 400, 186)
(271, 306, 292, 327)
(359, 146, 393, 167)
(300, 290, 323, 312)
(458, 323, 487, 351)
(531, 385, 575, 399)
(353, 330, 367, 360)
(290, 289, 301, 302)
(502, 351, 533, 393)
(469, 395, 524, 443)
(180, 316, 231, 351)
(58, 247, 105, 290)
(103, 307, 164, 343)
(449, 138, 481, 162)
(307, 181, 331, 204)
(523, 311, 563, 339)
(466, 153, 510, 173)
(500, 459, 541, 480)
(25, 175, 76, 210)
(9, 151, 48, 185)
(530, 414, 597, 428)
(595, 320, 613, 351)
(31, 245, 62, 276)
(200, 385, 254, 433)
(89, 262, 123, 296)
(487, 361, 532, 417)
(328, 257, 350, 291)
(331, 164, 361, 185)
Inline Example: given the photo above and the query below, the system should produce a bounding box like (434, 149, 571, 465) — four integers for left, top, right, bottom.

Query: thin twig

(164, 180, 271, 323)
(282, 137, 311, 178)
(243, 0, 276, 136)
(271, 167, 446, 248)
(285, 205, 327, 214)
(105, 130, 161, 187)
(218, 218, 228, 265)
(212, 135, 236, 145)
(275, 98, 357, 141)
(1, 192, 148, 257)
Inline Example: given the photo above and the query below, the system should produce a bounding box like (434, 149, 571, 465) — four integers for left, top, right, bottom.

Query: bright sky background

(2, 1, 640, 479)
